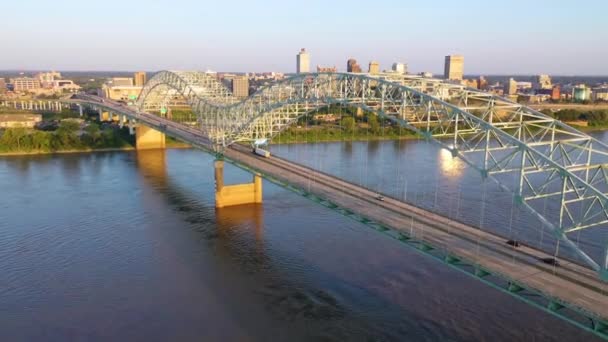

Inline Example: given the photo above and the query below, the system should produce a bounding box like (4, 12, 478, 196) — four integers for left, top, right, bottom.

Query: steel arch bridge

(136, 70, 608, 281)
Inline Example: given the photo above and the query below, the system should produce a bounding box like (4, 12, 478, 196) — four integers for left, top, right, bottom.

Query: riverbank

(0, 141, 191, 157)
(272, 133, 424, 145)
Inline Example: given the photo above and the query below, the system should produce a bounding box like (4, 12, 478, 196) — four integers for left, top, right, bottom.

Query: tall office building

(506, 78, 518, 95)
(134, 72, 147, 86)
(347, 59, 362, 73)
(392, 62, 407, 74)
(231, 76, 249, 98)
(368, 61, 380, 75)
(296, 48, 310, 74)
(444, 55, 464, 81)
(0, 78, 6, 94)
(535, 74, 552, 90)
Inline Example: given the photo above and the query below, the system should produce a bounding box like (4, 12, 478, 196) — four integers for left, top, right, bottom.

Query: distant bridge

(61, 71, 608, 338)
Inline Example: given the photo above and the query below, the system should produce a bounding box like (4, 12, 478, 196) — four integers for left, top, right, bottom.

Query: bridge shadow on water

(129, 149, 499, 341)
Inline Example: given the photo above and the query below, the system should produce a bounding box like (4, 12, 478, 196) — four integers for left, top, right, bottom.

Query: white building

(391, 62, 407, 74)
(296, 48, 310, 74)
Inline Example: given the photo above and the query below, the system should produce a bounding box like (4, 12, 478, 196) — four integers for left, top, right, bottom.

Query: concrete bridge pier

(135, 124, 166, 150)
(214, 159, 262, 208)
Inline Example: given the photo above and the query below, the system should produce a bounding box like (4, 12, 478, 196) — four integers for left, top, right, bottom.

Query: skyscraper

(368, 61, 380, 75)
(134, 72, 147, 86)
(347, 59, 362, 73)
(231, 76, 249, 98)
(535, 74, 552, 90)
(296, 48, 310, 74)
(392, 62, 407, 74)
(444, 55, 464, 81)
(506, 78, 518, 95)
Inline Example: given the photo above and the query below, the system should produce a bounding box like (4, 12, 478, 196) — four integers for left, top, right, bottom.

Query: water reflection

(438, 147, 464, 178)
(135, 149, 168, 187)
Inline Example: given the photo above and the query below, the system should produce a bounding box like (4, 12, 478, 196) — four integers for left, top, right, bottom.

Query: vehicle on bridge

(253, 147, 270, 158)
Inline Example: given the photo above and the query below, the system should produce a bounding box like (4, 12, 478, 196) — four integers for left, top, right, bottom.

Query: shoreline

(0, 144, 191, 157)
(272, 134, 423, 145)
(2, 125, 606, 156)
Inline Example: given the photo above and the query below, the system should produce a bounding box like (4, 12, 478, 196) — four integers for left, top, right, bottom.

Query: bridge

(63, 71, 608, 338)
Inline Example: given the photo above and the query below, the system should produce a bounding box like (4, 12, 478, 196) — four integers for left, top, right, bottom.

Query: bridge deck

(69, 95, 608, 328)
(224, 144, 608, 323)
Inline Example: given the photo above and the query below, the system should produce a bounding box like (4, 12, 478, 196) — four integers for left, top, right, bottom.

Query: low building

(109, 77, 134, 87)
(316, 65, 337, 73)
(102, 85, 142, 101)
(101, 77, 141, 101)
(53, 80, 81, 92)
(478, 76, 488, 90)
(462, 79, 479, 89)
(11, 77, 41, 92)
(592, 86, 608, 102)
(0, 114, 42, 128)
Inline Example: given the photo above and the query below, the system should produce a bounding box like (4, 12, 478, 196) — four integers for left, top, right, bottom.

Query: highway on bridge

(67, 94, 608, 336)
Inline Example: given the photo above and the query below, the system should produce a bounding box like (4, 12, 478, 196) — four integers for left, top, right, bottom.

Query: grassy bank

(273, 126, 421, 144)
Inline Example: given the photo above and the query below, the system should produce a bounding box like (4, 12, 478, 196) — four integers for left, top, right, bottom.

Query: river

(1, 134, 606, 341)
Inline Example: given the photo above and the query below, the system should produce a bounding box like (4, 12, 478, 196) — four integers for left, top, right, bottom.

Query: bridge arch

(136, 71, 608, 279)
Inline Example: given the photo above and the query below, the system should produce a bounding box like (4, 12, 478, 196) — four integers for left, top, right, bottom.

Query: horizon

(1, 0, 607, 75)
(2, 70, 608, 78)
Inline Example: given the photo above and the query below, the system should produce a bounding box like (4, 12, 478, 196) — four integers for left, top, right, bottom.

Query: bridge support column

(135, 124, 166, 150)
(214, 160, 262, 208)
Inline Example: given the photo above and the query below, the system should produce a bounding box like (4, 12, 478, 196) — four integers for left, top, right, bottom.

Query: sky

(1, 0, 607, 75)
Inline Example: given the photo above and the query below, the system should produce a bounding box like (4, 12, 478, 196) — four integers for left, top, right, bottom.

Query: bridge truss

(137, 70, 608, 280)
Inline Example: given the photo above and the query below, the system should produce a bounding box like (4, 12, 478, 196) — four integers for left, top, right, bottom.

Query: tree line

(0, 121, 134, 153)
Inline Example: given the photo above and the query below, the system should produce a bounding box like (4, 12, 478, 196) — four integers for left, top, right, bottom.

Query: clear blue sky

(1, 0, 607, 75)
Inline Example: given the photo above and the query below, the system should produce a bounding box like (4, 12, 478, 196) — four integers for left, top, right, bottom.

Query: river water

(1, 135, 606, 341)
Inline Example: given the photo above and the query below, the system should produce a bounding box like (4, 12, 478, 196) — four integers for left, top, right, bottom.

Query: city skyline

(1, 0, 607, 75)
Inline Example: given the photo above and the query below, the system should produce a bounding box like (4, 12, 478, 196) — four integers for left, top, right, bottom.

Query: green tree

(341, 116, 356, 133)
(368, 115, 380, 134)
(54, 120, 81, 149)
(31, 131, 51, 151)
(83, 123, 101, 146)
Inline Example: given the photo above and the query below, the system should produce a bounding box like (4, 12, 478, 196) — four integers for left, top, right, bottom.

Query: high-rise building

(444, 55, 464, 81)
(296, 48, 310, 74)
(231, 76, 249, 98)
(347, 59, 362, 73)
(0, 78, 6, 94)
(368, 61, 380, 75)
(11, 77, 41, 91)
(392, 62, 407, 74)
(573, 85, 592, 101)
(506, 78, 518, 95)
(535, 74, 552, 90)
(134, 72, 147, 86)
(551, 86, 561, 101)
